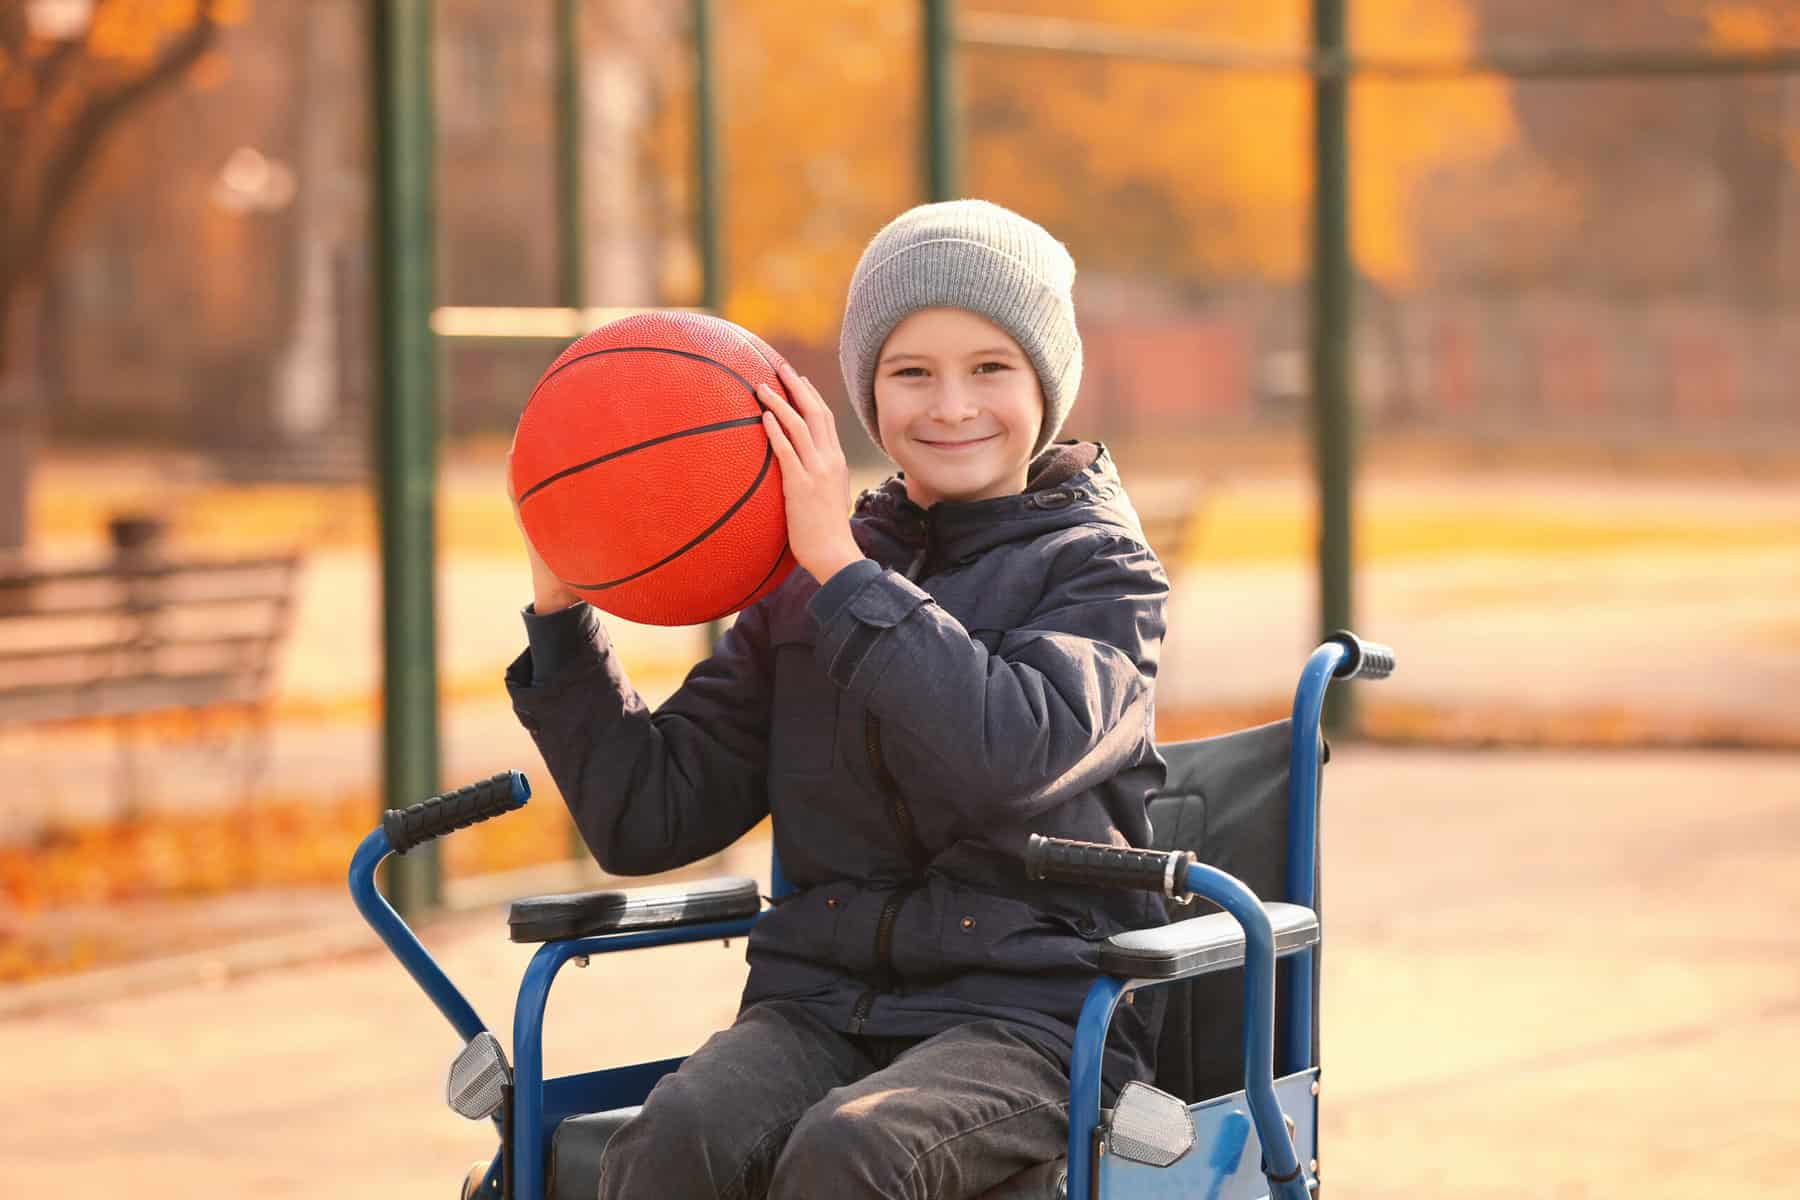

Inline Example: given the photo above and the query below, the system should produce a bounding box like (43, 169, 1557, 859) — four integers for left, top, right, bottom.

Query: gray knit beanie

(839, 199, 1081, 460)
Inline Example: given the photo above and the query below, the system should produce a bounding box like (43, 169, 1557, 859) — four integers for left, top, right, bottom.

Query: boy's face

(874, 307, 1044, 509)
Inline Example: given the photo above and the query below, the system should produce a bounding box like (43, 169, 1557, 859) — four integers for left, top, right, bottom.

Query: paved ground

(4, 746, 1796, 1197)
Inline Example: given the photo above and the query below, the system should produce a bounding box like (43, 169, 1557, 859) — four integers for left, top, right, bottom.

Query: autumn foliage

(0, 0, 245, 362)
(650, 0, 1517, 343)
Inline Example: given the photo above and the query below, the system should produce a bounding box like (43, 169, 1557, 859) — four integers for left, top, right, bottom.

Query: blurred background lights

(212, 146, 297, 214)
(24, 0, 93, 41)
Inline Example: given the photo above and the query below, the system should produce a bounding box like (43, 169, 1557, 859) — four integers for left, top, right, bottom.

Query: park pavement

(3, 745, 1796, 1197)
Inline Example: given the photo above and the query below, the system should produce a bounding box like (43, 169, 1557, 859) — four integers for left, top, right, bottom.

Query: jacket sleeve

(505, 601, 773, 875)
(807, 531, 1167, 827)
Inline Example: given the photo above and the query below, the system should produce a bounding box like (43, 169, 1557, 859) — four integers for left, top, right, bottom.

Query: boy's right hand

(507, 439, 583, 615)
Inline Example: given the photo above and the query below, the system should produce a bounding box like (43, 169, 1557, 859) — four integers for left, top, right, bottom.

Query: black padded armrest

(1098, 902, 1319, 981)
(508, 875, 761, 943)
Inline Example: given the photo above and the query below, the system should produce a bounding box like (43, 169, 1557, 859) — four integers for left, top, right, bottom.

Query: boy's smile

(875, 307, 1045, 509)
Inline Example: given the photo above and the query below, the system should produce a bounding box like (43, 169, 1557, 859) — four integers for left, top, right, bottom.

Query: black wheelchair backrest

(1148, 718, 1322, 1102)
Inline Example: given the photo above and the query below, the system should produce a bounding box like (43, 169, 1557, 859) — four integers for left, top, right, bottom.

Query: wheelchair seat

(542, 718, 1312, 1199)
(551, 1108, 1067, 1200)
(549, 1107, 640, 1200)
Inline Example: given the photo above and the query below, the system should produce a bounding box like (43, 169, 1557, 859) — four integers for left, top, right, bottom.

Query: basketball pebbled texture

(510, 311, 797, 626)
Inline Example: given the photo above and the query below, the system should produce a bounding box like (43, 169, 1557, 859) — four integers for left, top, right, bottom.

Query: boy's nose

(925, 381, 979, 423)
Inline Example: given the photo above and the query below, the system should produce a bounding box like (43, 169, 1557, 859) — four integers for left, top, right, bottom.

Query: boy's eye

(973, 361, 1012, 375)
(890, 366, 927, 378)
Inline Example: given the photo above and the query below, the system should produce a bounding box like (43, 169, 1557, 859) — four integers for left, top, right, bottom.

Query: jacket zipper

(848, 885, 912, 1033)
(848, 720, 927, 1034)
(848, 510, 934, 1035)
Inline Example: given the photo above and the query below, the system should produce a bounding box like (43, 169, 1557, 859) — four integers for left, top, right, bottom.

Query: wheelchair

(350, 631, 1394, 1199)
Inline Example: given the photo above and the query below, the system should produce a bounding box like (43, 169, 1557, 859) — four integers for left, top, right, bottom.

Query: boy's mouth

(916, 433, 999, 452)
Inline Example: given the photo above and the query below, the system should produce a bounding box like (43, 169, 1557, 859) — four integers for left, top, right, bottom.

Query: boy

(507, 199, 1169, 1199)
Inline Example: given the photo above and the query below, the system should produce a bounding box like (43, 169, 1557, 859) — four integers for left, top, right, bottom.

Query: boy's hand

(758, 362, 864, 586)
(506, 436, 583, 614)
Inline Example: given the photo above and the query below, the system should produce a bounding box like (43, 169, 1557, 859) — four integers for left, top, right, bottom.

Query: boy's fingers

(761, 411, 801, 476)
(778, 362, 840, 456)
(775, 361, 817, 413)
(759, 381, 816, 465)
(803, 375, 843, 455)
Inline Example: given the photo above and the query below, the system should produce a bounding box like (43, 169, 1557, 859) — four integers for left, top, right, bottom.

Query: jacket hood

(851, 441, 1150, 571)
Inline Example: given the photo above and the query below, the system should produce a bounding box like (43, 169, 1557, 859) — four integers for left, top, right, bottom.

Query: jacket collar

(851, 441, 1147, 570)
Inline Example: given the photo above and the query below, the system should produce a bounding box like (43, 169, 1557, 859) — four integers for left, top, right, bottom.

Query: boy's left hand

(758, 361, 865, 586)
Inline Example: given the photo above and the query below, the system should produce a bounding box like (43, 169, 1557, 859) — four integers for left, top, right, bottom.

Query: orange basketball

(509, 311, 797, 626)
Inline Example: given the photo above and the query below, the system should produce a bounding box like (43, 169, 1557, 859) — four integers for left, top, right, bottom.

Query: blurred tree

(964, 0, 1518, 288)
(0, 0, 242, 551)
(1443, 0, 1800, 300)
(1702, 2, 1800, 304)
(646, 0, 1518, 346)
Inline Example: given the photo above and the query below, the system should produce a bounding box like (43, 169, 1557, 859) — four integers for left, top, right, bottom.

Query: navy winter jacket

(506, 442, 1171, 1093)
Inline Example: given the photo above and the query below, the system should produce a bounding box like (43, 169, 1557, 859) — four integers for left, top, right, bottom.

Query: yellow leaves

(966, 0, 1517, 286)
(1699, 3, 1800, 166)
(0, 781, 581, 982)
(89, 0, 193, 63)
(2, 0, 247, 120)
(82, 0, 246, 65)
(685, 0, 1523, 341)
(1701, 3, 1800, 52)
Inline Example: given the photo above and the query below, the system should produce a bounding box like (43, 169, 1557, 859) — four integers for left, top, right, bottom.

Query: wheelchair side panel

(542, 1058, 683, 1133)
(1096, 1069, 1317, 1199)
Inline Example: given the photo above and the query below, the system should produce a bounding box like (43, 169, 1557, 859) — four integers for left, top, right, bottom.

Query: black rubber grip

(1024, 834, 1182, 894)
(1326, 630, 1396, 681)
(383, 771, 530, 855)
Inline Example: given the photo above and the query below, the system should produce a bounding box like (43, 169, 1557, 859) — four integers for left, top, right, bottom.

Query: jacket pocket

(769, 642, 838, 774)
(750, 885, 845, 968)
(917, 886, 1107, 979)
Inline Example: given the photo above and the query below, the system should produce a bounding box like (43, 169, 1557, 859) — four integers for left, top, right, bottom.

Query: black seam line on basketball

(516, 415, 765, 505)
(722, 324, 802, 411)
(523, 345, 765, 418)
(722, 539, 792, 614)
(565, 442, 775, 592)
(726, 322, 783, 378)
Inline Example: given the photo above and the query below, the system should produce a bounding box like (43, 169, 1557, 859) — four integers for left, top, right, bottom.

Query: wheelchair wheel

(458, 1160, 492, 1200)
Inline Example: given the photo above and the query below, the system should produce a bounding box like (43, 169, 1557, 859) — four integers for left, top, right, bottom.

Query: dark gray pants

(596, 1000, 1071, 1200)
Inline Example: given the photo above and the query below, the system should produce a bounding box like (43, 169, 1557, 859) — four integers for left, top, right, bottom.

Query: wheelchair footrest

(1099, 901, 1319, 980)
(508, 875, 761, 943)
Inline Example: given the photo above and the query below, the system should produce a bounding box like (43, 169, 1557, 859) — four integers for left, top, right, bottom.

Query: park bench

(0, 520, 301, 813)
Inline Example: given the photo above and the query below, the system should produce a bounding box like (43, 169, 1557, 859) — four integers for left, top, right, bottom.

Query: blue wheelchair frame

(349, 636, 1372, 1200)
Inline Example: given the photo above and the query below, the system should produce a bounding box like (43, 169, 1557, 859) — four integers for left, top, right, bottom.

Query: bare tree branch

(0, 2, 102, 219)
(7, 0, 220, 292)
(0, 3, 35, 231)
(5, 0, 125, 207)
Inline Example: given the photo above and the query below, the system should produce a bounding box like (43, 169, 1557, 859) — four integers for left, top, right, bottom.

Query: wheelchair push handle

(1025, 835, 1191, 900)
(382, 770, 530, 855)
(1325, 629, 1395, 681)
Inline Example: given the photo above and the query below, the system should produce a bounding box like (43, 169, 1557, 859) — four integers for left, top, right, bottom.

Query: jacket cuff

(520, 600, 604, 687)
(808, 558, 883, 628)
(808, 566, 930, 693)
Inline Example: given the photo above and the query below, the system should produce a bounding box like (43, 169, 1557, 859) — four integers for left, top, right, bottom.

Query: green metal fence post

(923, 0, 960, 201)
(556, 0, 586, 312)
(370, 0, 443, 915)
(1311, 0, 1355, 733)
(694, 0, 730, 651)
(555, 0, 589, 862)
(695, 0, 723, 314)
